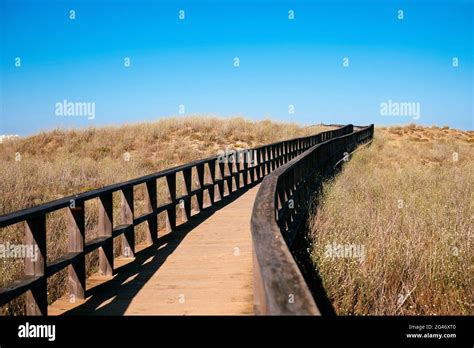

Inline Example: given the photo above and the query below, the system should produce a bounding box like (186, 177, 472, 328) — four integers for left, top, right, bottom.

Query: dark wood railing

(0, 125, 354, 315)
(251, 124, 374, 315)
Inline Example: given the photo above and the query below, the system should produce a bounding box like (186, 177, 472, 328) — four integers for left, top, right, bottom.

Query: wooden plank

(207, 160, 216, 204)
(234, 159, 241, 189)
(24, 215, 47, 315)
(256, 148, 263, 178)
(196, 164, 205, 210)
(265, 147, 271, 174)
(121, 187, 135, 258)
(226, 161, 234, 194)
(67, 202, 85, 301)
(49, 185, 260, 315)
(46, 252, 82, 277)
(85, 236, 110, 254)
(98, 193, 113, 276)
(166, 173, 177, 231)
(145, 179, 158, 244)
(208, 159, 216, 184)
(243, 159, 249, 186)
(182, 169, 192, 220)
(113, 224, 133, 238)
(217, 162, 225, 199)
(133, 212, 154, 226)
(0, 276, 42, 306)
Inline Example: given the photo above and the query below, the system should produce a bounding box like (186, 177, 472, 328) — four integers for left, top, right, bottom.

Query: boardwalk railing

(0, 125, 354, 315)
(251, 124, 374, 315)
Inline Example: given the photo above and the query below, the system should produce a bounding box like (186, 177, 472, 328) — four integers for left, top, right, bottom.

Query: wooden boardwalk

(48, 184, 259, 315)
(0, 125, 375, 317)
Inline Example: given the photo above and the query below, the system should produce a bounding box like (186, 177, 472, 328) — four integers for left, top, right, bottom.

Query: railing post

(273, 146, 278, 169)
(196, 164, 205, 210)
(121, 187, 135, 258)
(217, 162, 225, 199)
(255, 149, 260, 181)
(243, 156, 249, 185)
(234, 157, 241, 189)
(279, 144, 283, 166)
(145, 179, 158, 244)
(24, 215, 47, 315)
(208, 160, 216, 205)
(280, 144, 284, 164)
(257, 149, 262, 178)
(99, 193, 113, 276)
(226, 160, 234, 194)
(275, 145, 280, 167)
(271, 146, 276, 171)
(256, 149, 262, 179)
(182, 168, 192, 221)
(67, 202, 85, 301)
(266, 147, 272, 174)
(166, 173, 177, 231)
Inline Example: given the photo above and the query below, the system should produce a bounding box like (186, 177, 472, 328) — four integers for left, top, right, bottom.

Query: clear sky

(0, 0, 472, 136)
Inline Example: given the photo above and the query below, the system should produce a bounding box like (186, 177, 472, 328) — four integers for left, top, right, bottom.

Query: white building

(0, 134, 20, 143)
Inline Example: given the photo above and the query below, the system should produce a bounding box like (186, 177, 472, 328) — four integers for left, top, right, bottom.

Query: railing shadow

(58, 181, 261, 315)
(292, 229, 337, 316)
(292, 140, 373, 316)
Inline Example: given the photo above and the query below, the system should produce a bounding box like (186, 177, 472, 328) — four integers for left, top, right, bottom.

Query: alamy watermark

(18, 322, 55, 342)
(55, 99, 95, 120)
(324, 242, 365, 262)
(217, 148, 255, 165)
(380, 99, 420, 120)
(0, 243, 40, 262)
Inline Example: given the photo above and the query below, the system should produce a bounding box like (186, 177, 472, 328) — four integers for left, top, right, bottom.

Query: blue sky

(0, 0, 472, 136)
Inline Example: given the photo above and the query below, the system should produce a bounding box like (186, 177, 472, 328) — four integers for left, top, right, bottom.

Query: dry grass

(0, 116, 331, 214)
(0, 115, 332, 315)
(309, 124, 473, 315)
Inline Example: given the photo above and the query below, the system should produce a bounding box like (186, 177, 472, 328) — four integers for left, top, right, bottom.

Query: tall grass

(0, 115, 331, 315)
(309, 125, 473, 315)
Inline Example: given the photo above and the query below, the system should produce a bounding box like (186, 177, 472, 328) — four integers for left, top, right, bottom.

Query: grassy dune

(0, 116, 331, 214)
(0, 116, 331, 315)
(309, 124, 473, 315)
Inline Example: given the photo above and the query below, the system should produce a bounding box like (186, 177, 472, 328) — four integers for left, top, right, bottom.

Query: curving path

(48, 184, 259, 315)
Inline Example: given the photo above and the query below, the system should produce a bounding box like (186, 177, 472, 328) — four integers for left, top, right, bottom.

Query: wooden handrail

(0, 125, 354, 315)
(251, 124, 374, 315)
